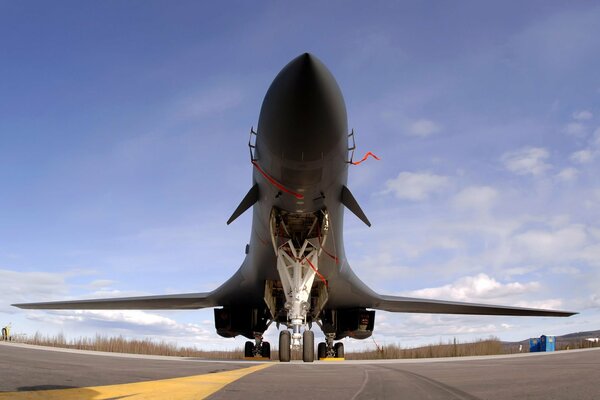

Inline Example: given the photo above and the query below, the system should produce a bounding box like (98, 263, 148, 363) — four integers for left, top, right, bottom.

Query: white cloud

(88, 289, 148, 298)
(512, 225, 588, 263)
(86, 310, 176, 327)
(570, 149, 594, 164)
(452, 186, 498, 212)
(501, 147, 551, 176)
(406, 119, 441, 137)
(27, 309, 214, 340)
(0, 269, 69, 313)
(502, 266, 539, 278)
(374, 312, 513, 339)
(351, 252, 413, 287)
(581, 243, 600, 267)
(384, 171, 450, 200)
(556, 167, 579, 181)
(572, 110, 593, 121)
(589, 294, 600, 309)
(550, 266, 580, 274)
(89, 280, 117, 290)
(563, 122, 587, 137)
(514, 299, 564, 310)
(406, 273, 540, 302)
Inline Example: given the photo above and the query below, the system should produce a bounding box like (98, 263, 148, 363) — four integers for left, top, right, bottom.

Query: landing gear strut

(270, 209, 332, 362)
(275, 234, 319, 363)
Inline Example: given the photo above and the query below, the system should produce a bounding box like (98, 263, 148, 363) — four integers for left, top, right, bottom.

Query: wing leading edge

(12, 292, 216, 310)
(374, 294, 576, 317)
(14, 292, 577, 316)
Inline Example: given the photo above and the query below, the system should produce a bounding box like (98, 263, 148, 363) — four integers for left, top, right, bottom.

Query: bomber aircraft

(15, 53, 576, 362)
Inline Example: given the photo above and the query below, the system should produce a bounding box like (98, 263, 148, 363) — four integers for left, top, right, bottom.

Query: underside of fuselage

(210, 53, 380, 360)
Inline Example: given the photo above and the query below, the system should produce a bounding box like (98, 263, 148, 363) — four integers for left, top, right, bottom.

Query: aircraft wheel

(334, 342, 344, 358)
(262, 341, 271, 359)
(279, 330, 291, 362)
(303, 330, 314, 362)
(244, 341, 253, 357)
(317, 342, 327, 360)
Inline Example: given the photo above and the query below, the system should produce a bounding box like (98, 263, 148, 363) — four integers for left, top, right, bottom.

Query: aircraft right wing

(374, 295, 577, 317)
(12, 292, 216, 310)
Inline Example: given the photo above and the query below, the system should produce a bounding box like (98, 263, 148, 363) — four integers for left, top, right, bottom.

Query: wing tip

(12, 302, 45, 309)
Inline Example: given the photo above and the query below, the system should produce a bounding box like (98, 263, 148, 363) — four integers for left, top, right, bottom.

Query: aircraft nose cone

(257, 53, 348, 162)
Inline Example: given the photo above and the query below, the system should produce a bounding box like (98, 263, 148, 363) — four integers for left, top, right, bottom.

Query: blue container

(540, 335, 555, 352)
(529, 337, 540, 352)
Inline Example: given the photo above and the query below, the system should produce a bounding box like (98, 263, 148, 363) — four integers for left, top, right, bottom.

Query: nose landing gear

(270, 209, 331, 363)
(275, 238, 320, 362)
(278, 328, 315, 362)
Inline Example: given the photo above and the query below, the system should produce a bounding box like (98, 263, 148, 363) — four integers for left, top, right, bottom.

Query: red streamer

(351, 151, 380, 165)
(251, 161, 304, 199)
(305, 257, 328, 288)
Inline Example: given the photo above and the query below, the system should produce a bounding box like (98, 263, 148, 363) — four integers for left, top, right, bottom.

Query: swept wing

(13, 292, 215, 310)
(374, 294, 576, 317)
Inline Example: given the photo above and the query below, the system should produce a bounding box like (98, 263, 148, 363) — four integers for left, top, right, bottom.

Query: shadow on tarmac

(18, 385, 80, 391)
(8, 386, 105, 400)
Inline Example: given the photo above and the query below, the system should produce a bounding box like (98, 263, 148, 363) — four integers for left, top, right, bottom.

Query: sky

(1, 0, 600, 351)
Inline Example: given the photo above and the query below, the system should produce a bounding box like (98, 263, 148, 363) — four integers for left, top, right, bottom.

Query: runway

(1, 341, 599, 399)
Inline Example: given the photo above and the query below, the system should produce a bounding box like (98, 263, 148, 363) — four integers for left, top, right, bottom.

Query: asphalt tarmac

(1, 341, 599, 399)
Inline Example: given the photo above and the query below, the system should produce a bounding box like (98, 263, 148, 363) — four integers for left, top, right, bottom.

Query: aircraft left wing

(12, 292, 216, 310)
(374, 295, 576, 317)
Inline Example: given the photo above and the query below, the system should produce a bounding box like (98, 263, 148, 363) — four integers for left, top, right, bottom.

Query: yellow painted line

(0, 363, 272, 400)
(319, 357, 345, 361)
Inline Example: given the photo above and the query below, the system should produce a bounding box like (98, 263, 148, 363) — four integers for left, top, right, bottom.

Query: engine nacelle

(335, 308, 375, 340)
(214, 306, 269, 340)
(320, 308, 376, 340)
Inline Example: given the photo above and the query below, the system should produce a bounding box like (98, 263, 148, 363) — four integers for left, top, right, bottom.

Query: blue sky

(1, 1, 600, 350)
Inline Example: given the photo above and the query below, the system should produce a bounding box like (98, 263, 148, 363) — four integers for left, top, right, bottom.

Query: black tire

(279, 331, 291, 362)
(317, 342, 327, 360)
(334, 342, 344, 358)
(262, 341, 271, 359)
(303, 330, 314, 362)
(244, 341, 254, 358)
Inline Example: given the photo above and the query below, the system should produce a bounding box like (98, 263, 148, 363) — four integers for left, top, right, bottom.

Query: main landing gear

(317, 333, 344, 359)
(244, 333, 270, 359)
